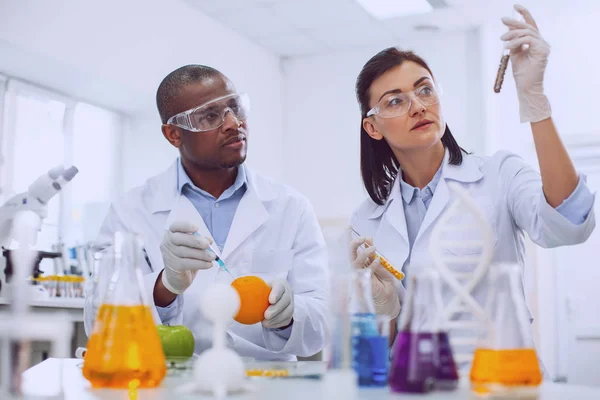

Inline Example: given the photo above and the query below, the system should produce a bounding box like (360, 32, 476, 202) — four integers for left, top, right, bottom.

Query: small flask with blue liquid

(350, 269, 389, 387)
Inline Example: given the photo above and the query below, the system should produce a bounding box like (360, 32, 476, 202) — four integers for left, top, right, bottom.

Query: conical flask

(350, 269, 389, 387)
(82, 232, 166, 388)
(83, 250, 115, 336)
(389, 268, 439, 393)
(428, 268, 459, 391)
(470, 263, 542, 396)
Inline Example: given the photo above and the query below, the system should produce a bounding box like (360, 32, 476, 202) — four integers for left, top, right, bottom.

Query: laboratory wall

(281, 30, 481, 221)
(0, 0, 286, 192)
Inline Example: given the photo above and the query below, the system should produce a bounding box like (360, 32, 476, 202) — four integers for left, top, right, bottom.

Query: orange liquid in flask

(470, 348, 542, 395)
(82, 304, 166, 388)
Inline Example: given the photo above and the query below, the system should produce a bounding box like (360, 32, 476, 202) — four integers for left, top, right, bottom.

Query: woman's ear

(162, 124, 182, 148)
(363, 118, 384, 140)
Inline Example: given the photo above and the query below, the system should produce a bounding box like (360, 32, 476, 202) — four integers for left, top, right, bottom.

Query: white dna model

(429, 182, 494, 366)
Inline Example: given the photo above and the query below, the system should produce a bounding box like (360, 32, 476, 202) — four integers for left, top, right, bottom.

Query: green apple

(156, 324, 195, 359)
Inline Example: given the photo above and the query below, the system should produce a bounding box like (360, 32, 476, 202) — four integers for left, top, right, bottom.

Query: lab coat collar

(149, 161, 179, 214)
(442, 150, 484, 184)
(367, 150, 483, 220)
(150, 160, 274, 259)
(150, 160, 276, 214)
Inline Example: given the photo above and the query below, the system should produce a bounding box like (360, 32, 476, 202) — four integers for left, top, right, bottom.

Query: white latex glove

(501, 4, 552, 123)
(262, 279, 294, 329)
(160, 221, 216, 295)
(350, 237, 400, 318)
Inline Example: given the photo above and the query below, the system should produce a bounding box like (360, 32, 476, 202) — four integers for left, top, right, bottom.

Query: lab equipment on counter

(430, 181, 494, 366)
(351, 228, 405, 280)
(178, 283, 253, 398)
(0, 165, 78, 296)
(389, 267, 458, 394)
(83, 250, 114, 335)
(322, 232, 358, 399)
(0, 165, 77, 396)
(3, 248, 86, 300)
(0, 211, 72, 397)
(51, 242, 67, 275)
(349, 268, 389, 387)
(470, 263, 542, 397)
(245, 361, 325, 379)
(82, 232, 166, 388)
(0, 165, 78, 247)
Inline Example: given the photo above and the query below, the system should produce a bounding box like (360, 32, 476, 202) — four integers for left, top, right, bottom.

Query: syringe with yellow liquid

(351, 228, 405, 280)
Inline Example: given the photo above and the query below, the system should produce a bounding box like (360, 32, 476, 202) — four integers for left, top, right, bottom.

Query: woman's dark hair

(356, 47, 467, 205)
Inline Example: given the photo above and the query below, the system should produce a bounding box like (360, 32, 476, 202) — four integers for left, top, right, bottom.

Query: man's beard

(221, 154, 247, 169)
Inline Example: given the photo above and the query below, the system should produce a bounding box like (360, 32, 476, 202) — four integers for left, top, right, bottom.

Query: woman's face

(363, 61, 445, 153)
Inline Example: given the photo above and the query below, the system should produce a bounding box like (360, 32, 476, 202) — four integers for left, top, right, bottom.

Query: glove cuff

(372, 283, 401, 318)
(518, 92, 552, 123)
(161, 268, 188, 295)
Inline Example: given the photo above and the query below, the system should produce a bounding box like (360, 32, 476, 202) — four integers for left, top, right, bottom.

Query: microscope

(0, 165, 78, 397)
(0, 165, 78, 296)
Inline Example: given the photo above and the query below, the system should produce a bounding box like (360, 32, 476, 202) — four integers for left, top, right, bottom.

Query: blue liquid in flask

(351, 313, 389, 387)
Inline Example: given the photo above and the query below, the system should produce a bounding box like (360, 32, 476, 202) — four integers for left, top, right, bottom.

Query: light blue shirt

(399, 164, 594, 275)
(177, 158, 247, 251)
(167, 159, 293, 338)
(157, 159, 247, 322)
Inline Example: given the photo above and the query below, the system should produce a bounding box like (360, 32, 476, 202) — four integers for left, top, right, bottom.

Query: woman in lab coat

(350, 6, 595, 326)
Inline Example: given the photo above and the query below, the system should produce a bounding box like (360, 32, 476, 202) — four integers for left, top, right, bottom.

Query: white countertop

(7, 358, 600, 400)
(0, 297, 84, 309)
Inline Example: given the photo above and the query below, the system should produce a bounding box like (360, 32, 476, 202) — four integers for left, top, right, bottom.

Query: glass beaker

(83, 250, 115, 336)
(389, 268, 458, 393)
(82, 232, 166, 388)
(349, 269, 390, 387)
(470, 263, 542, 396)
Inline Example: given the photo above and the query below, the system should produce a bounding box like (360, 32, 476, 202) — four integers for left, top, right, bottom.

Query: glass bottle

(83, 250, 114, 336)
(350, 269, 388, 387)
(82, 232, 166, 388)
(470, 263, 542, 397)
(389, 269, 446, 393)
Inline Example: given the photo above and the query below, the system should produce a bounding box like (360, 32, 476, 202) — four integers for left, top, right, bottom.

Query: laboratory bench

(0, 297, 87, 364)
(0, 296, 85, 321)
(9, 358, 600, 399)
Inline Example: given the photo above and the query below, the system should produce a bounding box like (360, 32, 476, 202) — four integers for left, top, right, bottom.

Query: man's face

(164, 75, 248, 170)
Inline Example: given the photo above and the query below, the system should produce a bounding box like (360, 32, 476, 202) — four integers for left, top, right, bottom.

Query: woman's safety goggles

(166, 93, 250, 132)
(366, 83, 442, 119)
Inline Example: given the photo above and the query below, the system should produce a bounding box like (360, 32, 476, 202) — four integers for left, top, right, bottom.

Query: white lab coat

(90, 161, 329, 361)
(350, 151, 595, 366)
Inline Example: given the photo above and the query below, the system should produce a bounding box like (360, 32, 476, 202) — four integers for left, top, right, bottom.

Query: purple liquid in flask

(389, 331, 436, 393)
(435, 331, 459, 390)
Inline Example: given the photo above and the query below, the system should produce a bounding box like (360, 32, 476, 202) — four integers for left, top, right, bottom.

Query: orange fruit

(231, 276, 271, 325)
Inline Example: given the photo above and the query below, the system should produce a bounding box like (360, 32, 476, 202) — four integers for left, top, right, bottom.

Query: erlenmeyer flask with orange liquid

(83, 232, 166, 388)
(470, 263, 542, 397)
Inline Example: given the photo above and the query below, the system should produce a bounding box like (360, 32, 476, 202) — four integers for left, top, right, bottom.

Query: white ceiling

(182, 0, 513, 57)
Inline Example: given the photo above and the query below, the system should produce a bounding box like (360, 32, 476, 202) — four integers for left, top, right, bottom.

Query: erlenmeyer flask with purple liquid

(389, 268, 458, 393)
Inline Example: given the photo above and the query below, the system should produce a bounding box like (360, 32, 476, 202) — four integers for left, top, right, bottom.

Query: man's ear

(162, 124, 182, 148)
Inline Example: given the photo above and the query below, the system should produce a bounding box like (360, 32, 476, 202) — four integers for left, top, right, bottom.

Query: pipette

(351, 229, 405, 280)
(193, 232, 234, 278)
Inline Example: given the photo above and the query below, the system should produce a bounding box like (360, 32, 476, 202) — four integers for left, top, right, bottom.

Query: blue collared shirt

(157, 159, 247, 322)
(177, 158, 247, 251)
(162, 160, 293, 338)
(399, 164, 594, 276)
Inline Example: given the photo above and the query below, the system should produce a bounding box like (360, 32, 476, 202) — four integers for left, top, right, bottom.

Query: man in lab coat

(91, 65, 329, 360)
